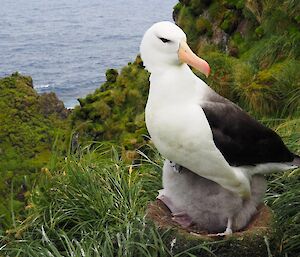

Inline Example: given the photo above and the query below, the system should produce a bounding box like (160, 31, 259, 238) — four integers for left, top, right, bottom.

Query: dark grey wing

(200, 92, 294, 166)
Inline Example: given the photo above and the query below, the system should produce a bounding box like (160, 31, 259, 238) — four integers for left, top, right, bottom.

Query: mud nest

(146, 199, 274, 257)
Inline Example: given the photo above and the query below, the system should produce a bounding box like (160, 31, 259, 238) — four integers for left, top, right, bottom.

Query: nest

(146, 199, 274, 257)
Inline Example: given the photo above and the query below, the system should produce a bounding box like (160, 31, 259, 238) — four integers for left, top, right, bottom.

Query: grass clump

(1, 130, 299, 256)
(1, 144, 218, 256)
(262, 118, 300, 256)
(1, 144, 166, 256)
(267, 169, 300, 257)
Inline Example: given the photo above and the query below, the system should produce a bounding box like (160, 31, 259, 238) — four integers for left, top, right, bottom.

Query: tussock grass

(265, 168, 300, 257)
(1, 144, 216, 256)
(1, 123, 299, 257)
(265, 118, 300, 256)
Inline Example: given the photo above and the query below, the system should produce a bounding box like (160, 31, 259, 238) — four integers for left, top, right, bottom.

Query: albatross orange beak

(178, 41, 210, 77)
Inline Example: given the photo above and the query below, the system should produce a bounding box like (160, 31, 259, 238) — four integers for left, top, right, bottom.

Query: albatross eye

(159, 37, 171, 43)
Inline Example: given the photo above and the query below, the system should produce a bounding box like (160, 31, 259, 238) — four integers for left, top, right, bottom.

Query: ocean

(0, 0, 177, 108)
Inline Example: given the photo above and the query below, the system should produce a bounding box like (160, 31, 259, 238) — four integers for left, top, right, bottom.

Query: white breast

(145, 67, 226, 175)
(145, 66, 251, 198)
(146, 101, 212, 159)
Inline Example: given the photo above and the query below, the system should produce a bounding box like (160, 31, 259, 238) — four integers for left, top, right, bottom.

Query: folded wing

(200, 92, 294, 167)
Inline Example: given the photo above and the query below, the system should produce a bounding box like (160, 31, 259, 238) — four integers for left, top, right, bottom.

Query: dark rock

(211, 26, 229, 49)
(39, 92, 69, 119)
(228, 45, 239, 56)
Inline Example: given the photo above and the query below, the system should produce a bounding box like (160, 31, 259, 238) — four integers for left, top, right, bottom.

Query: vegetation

(264, 118, 300, 256)
(0, 145, 171, 257)
(1, 122, 299, 256)
(0, 73, 69, 231)
(71, 57, 150, 160)
(175, 0, 300, 118)
(0, 0, 299, 256)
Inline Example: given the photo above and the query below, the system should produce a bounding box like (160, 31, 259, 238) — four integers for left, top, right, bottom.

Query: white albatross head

(140, 21, 210, 77)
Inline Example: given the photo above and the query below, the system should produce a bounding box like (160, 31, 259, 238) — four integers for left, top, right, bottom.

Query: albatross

(140, 21, 300, 233)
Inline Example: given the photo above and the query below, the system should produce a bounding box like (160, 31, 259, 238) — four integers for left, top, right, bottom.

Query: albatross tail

(234, 159, 299, 178)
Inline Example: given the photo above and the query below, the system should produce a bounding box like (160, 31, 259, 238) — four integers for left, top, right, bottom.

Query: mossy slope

(71, 57, 150, 159)
(0, 72, 69, 229)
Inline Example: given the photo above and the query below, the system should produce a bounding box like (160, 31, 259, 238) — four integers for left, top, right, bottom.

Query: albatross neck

(148, 64, 201, 104)
(149, 63, 193, 77)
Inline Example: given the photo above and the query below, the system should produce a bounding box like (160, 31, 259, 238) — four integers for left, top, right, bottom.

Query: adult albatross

(140, 21, 300, 200)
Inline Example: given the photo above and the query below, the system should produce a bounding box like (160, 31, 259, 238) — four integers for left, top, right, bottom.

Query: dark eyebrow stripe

(158, 37, 171, 43)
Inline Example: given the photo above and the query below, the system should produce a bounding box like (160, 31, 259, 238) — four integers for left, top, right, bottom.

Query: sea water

(0, 0, 177, 108)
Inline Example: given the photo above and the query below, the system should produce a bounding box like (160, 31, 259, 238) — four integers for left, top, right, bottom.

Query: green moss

(220, 10, 239, 34)
(173, 2, 183, 12)
(208, 1, 226, 20)
(173, 2, 183, 20)
(196, 17, 213, 36)
(71, 56, 150, 155)
(202, 52, 236, 100)
(255, 26, 264, 38)
(228, 32, 242, 56)
(105, 68, 118, 83)
(189, 0, 205, 15)
(224, 0, 245, 10)
(176, 6, 199, 46)
(0, 73, 69, 230)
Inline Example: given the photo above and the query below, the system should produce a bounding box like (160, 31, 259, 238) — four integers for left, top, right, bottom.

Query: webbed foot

(172, 211, 193, 228)
(207, 217, 233, 237)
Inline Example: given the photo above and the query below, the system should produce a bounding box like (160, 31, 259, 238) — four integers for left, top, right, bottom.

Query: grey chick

(158, 160, 267, 235)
